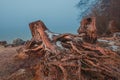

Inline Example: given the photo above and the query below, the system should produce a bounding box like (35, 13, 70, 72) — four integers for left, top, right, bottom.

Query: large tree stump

(13, 19, 120, 80)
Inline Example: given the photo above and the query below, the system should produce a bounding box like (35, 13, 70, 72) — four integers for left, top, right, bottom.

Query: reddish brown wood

(14, 19, 120, 80)
(78, 17, 97, 43)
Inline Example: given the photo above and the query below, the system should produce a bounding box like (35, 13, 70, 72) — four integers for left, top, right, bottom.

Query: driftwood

(14, 19, 120, 80)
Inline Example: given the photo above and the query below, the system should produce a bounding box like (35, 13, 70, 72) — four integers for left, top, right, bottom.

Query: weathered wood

(14, 19, 120, 80)
(78, 17, 97, 43)
(29, 20, 59, 53)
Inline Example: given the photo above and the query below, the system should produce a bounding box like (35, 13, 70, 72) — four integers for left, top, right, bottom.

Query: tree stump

(13, 19, 120, 80)
(78, 17, 97, 44)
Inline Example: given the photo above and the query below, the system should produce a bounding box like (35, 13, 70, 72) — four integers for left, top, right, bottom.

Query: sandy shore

(0, 46, 21, 80)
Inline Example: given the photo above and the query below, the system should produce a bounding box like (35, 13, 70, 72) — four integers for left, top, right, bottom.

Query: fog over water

(0, 0, 98, 43)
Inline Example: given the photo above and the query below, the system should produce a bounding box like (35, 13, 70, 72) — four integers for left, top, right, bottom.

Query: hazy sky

(0, 0, 80, 42)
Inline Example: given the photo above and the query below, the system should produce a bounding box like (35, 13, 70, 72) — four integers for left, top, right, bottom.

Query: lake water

(0, 0, 80, 43)
(0, 0, 99, 43)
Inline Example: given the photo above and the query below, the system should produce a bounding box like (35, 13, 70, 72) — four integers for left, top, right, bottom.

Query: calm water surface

(0, 0, 80, 43)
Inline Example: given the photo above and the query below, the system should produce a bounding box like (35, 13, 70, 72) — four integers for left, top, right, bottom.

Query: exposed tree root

(9, 19, 120, 80)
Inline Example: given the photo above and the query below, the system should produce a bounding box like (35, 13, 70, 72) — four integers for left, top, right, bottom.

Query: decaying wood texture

(13, 18, 120, 80)
(78, 17, 97, 44)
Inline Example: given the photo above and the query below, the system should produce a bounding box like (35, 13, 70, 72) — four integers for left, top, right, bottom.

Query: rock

(113, 32, 120, 38)
(4, 44, 13, 47)
(12, 38, 25, 46)
(98, 38, 120, 53)
(0, 41, 7, 47)
(108, 41, 115, 45)
(107, 46, 119, 52)
(115, 39, 120, 46)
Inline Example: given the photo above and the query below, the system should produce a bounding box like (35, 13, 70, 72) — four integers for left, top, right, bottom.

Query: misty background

(0, 0, 98, 43)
